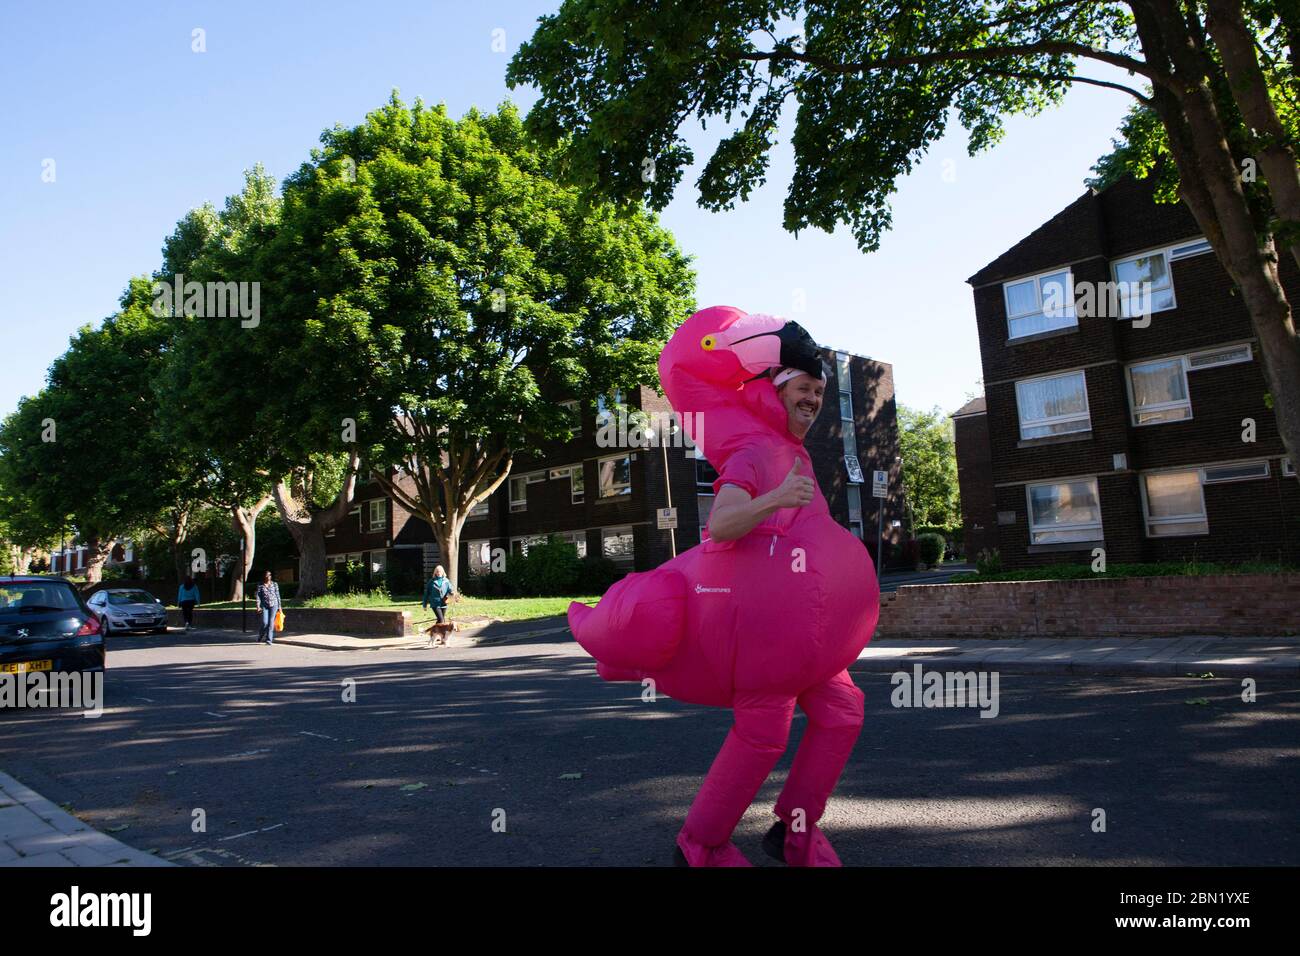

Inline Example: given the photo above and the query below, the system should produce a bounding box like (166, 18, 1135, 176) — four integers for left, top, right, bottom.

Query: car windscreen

(105, 591, 157, 606)
(0, 583, 81, 614)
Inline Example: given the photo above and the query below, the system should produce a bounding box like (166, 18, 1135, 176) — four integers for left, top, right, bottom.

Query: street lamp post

(646, 416, 680, 559)
(240, 536, 247, 633)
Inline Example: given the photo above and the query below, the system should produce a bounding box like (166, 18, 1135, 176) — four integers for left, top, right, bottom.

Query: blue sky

(0, 0, 1134, 420)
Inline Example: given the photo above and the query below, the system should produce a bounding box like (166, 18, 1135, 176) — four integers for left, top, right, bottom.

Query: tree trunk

(228, 494, 272, 601)
(435, 522, 462, 586)
(272, 453, 361, 599)
(1132, 0, 1300, 469)
(82, 539, 114, 585)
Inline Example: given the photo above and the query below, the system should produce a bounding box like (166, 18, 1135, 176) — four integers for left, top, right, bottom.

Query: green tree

(156, 176, 282, 599)
(304, 98, 694, 582)
(0, 280, 195, 583)
(508, 0, 1300, 474)
(898, 405, 961, 530)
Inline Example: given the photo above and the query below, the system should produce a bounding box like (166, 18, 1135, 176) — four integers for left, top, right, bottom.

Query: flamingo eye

(701, 335, 716, 351)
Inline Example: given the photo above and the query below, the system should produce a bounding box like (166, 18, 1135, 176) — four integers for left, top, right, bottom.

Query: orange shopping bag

(274, 609, 285, 632)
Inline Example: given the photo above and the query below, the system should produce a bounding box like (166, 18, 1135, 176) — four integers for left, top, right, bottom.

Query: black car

(0, 576, 106, 677)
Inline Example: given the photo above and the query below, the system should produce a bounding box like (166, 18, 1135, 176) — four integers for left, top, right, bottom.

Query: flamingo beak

(714, 313, 788, 374)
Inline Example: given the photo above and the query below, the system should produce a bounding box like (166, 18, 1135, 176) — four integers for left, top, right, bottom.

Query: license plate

(1, 659, 53, 674)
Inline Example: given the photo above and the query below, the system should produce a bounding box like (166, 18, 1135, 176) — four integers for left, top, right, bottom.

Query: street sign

(844, 455, 864, 483)
(872, 469, 888, 498)
(657, 507, 678, 530)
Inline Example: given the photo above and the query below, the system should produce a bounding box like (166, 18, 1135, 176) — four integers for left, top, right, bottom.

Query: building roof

(951, 395, 986, 418)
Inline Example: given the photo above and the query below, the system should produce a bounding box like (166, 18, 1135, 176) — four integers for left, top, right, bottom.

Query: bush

(330, 560, 373, 595)
(917, 533, 946, 567)
(577, 555, 622, 593)
(384, 561, 423, 597)
(895, 538, 922, 570)
(975, 548, 1003, 576)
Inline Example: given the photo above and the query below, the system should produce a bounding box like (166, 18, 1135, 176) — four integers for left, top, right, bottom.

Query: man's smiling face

(779, 373, 825, 438)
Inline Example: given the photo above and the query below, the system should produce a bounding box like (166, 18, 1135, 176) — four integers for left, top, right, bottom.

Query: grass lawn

(197, 593, 599, 623)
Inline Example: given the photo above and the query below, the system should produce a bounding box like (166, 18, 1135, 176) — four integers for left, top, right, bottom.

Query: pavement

(0, 771, 171, 867)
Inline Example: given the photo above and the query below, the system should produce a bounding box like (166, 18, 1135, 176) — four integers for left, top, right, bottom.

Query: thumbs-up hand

(772, 457, 815, 510)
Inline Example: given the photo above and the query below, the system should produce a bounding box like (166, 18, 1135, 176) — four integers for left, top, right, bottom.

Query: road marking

(298, 731, 337, 741)
(219, 823, 285, 842)
(229, 749, 271, 757)
(204, 711, 230, 719)
(137, 697, 155, 703)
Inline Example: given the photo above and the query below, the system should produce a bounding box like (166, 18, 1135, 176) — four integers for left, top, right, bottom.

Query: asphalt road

(2, 627, 1297, 867)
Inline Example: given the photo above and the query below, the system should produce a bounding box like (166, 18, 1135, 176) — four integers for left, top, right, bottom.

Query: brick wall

(953, 410, 996, 558)
(876, 573, 1300, 637)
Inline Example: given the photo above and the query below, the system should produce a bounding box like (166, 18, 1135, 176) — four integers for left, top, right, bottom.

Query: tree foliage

(898, 405, 960, 530)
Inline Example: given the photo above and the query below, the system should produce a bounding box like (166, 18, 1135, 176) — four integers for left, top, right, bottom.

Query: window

(1015, 370, 1091, 439)
(1142, 470, 1207, 537)
(1169, 237, 1213, 260)
(596, 389, 624, 427)
(1004, 269, 1076, 339)
(1284, 458, 1296, 477)
(695, 453, 719, 493)
(835, 352, 852, 391)
(1187, 344, 1252, 369)
(510, 535, 548, 556)
(602, 526, 635, 565)
(510, 476, 528, 512)
(1202, 460, 1269, 484)
(468, 498, 489, 519)
(366, 500, 386, 533)
(1026, 478, 1103, 544)
(550, 465, 584, 503)
(369, 550, 387, 576)
(1112, 249, 1175, 317)
(1128, 358, 1191, 425)
(556, 531, 588, 558)
(467, 540, 493, 575)
(598, 454, 632, 498)
(560, 400, 580, 430)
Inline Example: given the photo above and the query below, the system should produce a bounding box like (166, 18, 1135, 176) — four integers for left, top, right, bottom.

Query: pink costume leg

(676, 692, 796, 867)
(772, 670, 865, 866)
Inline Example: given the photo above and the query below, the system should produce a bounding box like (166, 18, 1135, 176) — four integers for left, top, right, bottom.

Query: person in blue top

(423, 565, 455, 627)
(177, 576, 201, 631)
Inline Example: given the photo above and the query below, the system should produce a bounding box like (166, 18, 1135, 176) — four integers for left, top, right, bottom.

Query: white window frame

(601, 525, 635, 565)
(1003, 268, 1077, 340)
(509, 476, 528, 512)
(1140, 468, 1208, 538)
(597, 454, 632, 499)
(1126, 343, 1254, 426)
(1187, 342, 1253, 370)
(467, 540, 493, 575)
(1202, 460, 1269, 484)
(1126, 356, 1192, 426)
(1284, 458, 1296, 477)
(468, 498, 489, 519)
(1168, 237, 1213, 261)
(1025, 477, 1103, 545)
(550, 464, 585, 504)
(1111, 245, 1177, 319)
(366, 499, 386, 533)
(1014, 369, 1091, 440)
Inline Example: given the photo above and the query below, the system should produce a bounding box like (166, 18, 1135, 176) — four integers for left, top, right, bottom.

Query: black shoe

(762, 821, 787, 864)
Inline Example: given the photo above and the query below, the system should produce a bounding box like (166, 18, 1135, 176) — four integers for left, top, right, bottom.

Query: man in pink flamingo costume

(567, 305, 880, 866)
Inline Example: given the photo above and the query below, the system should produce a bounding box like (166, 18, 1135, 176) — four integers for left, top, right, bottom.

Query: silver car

(86, 588, 169, 635)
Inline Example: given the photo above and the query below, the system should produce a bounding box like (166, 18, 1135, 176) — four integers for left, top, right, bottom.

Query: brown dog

(425, 621, 455, 646)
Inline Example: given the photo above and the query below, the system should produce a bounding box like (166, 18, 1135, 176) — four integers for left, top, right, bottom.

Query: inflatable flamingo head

(660, 305, 824, 391)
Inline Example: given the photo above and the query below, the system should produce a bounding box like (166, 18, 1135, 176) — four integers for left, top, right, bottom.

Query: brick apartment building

(325, 346, 903, 582)
(952, 395, 997, 560)
(959, 172, 1300, 569)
